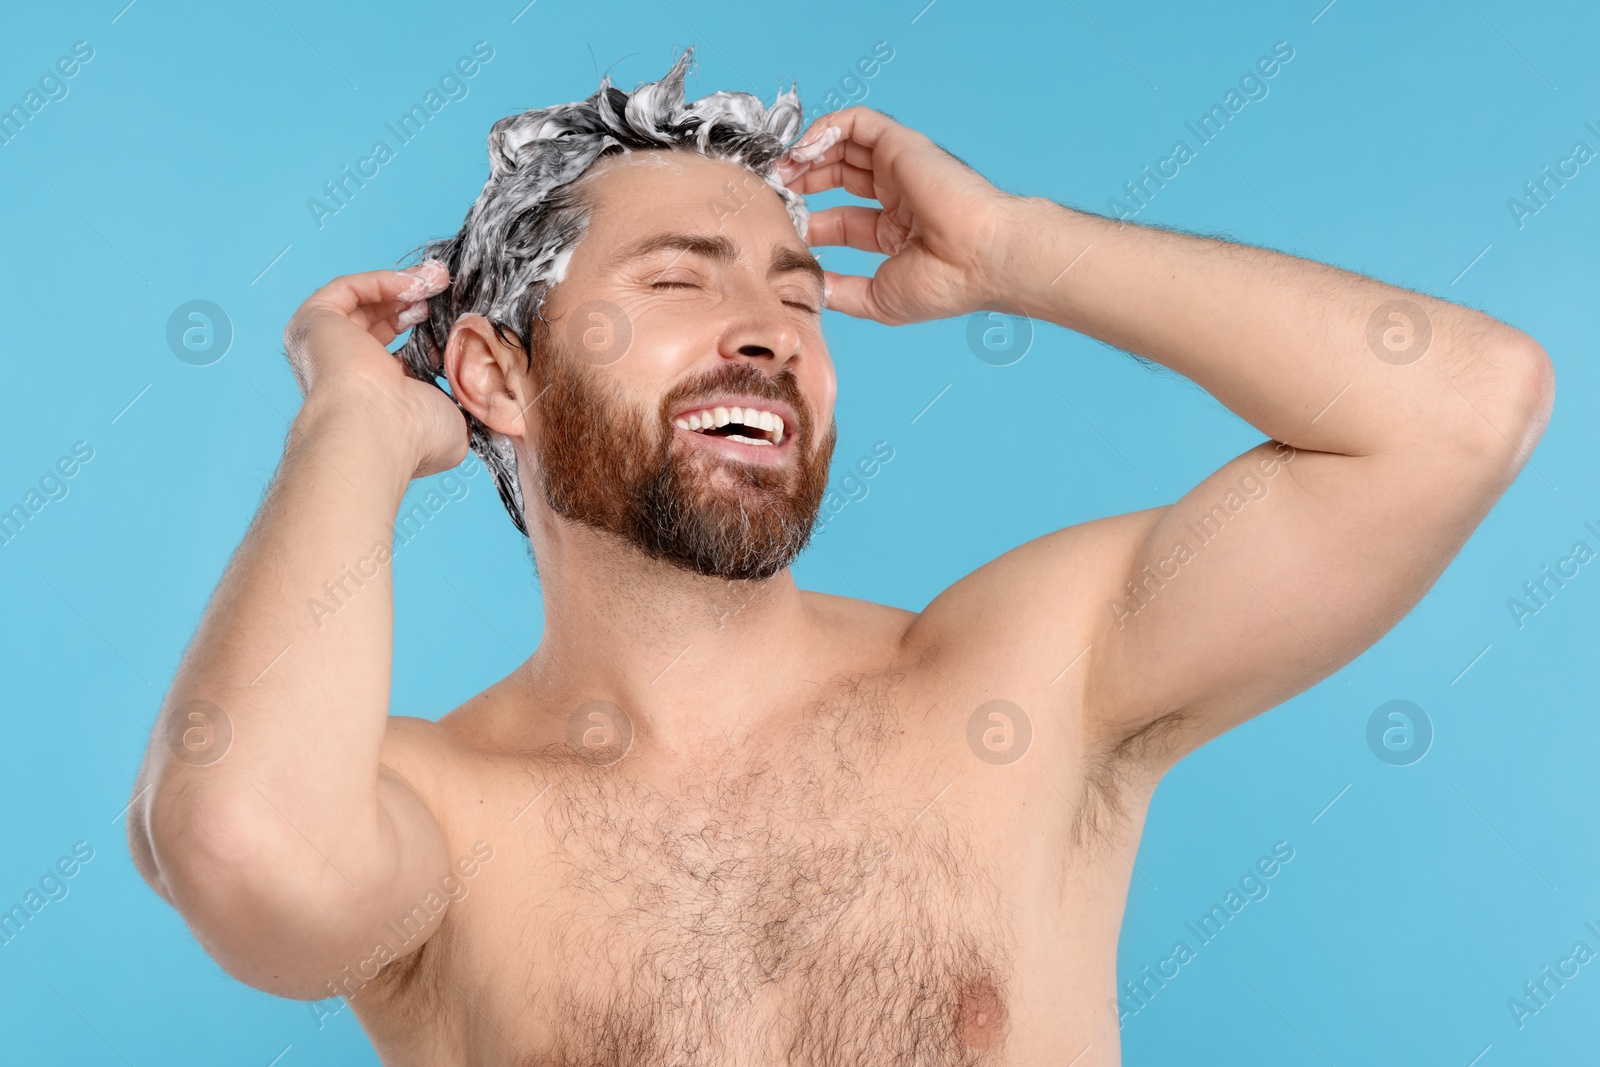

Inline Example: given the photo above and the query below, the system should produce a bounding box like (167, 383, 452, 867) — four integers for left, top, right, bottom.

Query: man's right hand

(282, 261, 470, 479)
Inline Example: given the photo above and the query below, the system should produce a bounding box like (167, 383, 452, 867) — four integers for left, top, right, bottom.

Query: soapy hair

(394, 44, 810, 536)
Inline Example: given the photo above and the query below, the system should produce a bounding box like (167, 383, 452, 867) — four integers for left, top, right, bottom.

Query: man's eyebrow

(770, 244, 826, 291)
(610, 231, 825, 290)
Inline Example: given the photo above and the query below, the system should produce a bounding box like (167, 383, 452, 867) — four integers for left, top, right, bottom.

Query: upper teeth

(674, 405, 784, 445)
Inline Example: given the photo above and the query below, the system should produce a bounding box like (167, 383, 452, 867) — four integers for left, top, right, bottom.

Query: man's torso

(347, 590, 1154, 1066)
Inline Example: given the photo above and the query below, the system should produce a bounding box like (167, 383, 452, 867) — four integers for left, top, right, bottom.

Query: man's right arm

(125, 265, 467, 1000)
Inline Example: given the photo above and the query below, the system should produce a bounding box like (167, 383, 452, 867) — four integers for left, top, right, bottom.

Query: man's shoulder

(801, 585, 916, 633)
(384, 662, 535, 750)
(377, 708, 498, 811)
(795, 508, 1163, 707)
(902, 508, 1162, 658)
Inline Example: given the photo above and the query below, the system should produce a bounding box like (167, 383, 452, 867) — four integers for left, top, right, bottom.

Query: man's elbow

(138, 785, 369, 1000)
(1504, 328, 1556, 436)
(1457, 326, 1555, 472)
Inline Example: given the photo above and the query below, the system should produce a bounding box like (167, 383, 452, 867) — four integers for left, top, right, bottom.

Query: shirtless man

(126, 50, 1553, 1066)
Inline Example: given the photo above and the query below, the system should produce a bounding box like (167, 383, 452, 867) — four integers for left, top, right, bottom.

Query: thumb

(821, 269, 886, 323)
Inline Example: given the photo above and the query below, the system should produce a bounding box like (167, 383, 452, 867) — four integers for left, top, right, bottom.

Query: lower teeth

(724, 433, 772, 446)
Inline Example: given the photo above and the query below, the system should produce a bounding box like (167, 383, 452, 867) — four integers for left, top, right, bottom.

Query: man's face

(521, 149, 838, 582)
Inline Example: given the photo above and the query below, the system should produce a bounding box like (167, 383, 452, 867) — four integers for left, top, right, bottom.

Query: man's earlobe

(444, 314, 529, 437)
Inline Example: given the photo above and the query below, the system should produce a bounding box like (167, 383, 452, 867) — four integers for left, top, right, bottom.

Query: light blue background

(2, 0, 1596, 1062)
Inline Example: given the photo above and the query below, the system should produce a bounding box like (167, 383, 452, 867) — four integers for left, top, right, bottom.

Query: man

(126, 47, 1552, 1065)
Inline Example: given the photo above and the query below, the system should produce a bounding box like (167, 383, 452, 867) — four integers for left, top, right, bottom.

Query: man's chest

(365, 668, 1120, 1065)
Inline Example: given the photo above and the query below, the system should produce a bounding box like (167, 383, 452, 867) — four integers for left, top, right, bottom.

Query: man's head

(396, 47, 838, 583)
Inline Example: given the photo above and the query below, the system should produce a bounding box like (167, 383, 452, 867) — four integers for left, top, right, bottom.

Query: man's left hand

(776, 106, 1028, 325)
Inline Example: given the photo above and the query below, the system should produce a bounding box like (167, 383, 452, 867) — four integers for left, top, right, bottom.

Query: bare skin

(126, 107, 1554, 1066)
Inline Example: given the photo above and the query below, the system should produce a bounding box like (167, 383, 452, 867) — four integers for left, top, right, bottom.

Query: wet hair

(394, 44, 810, 536)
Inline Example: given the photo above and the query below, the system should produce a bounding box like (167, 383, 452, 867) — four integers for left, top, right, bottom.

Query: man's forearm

(999, 199, 1549, 457)
(132, 395, 414, 899)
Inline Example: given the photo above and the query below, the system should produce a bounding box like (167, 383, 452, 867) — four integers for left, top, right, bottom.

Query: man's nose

(716, 284, 805, 367)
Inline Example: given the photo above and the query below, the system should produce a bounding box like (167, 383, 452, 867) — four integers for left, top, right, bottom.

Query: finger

(376, 294, 444, 353)
(785, 105, 902, 159)
(394, 301, 433, 333)
(788, 159, 879, 199)
(776, 131, 874, 184)
(778, 119, 844, 174)
(386, 301, 435, 350)
(785, 137, 875, 178)
(778, 106, 905, 186)
(805, 205, 889, 255)
(296, 292, 432, 354)
(293, 261, 449, 354)
(821, 268, 885, 323)
(302, 260, 450, 328)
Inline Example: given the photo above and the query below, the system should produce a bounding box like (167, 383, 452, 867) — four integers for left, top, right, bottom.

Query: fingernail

(786, 125, 841, 164)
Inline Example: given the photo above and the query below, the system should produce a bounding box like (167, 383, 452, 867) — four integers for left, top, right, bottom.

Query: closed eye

(655, 280, 819, 314)
(779, 290, 822, 314)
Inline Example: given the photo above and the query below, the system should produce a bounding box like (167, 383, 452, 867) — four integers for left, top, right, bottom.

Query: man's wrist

(289, 388, 423, 495)
(989, 196, 1101, 325)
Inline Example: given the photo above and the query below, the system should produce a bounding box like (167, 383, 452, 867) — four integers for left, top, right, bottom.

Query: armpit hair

(1069, 706, 1191, 849)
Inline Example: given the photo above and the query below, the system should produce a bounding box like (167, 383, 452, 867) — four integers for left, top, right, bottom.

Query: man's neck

(521, 519, 819, 757)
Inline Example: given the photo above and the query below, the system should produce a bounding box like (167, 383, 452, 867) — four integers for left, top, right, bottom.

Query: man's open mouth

(673, 404, 785, 447)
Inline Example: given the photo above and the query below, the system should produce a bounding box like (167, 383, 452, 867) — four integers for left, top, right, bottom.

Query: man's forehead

(581, 150, 790, 227)
(576, 150, 819, 282)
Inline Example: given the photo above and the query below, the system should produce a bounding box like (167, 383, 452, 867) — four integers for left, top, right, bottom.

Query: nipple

(955, 978, 1007, 1049)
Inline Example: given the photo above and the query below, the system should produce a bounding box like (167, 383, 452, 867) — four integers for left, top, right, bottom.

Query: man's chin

(631, 460, 821, 581)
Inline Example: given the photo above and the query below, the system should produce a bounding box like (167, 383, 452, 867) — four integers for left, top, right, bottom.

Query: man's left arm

(997, 202, 1554, 764)
(779, 106, 1555, 768)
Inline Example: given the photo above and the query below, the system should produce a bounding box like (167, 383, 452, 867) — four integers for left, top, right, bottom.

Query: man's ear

(444, 314, 532, 437)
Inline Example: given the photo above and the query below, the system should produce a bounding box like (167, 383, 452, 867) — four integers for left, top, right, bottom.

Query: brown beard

(527, 342, 837, 582)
